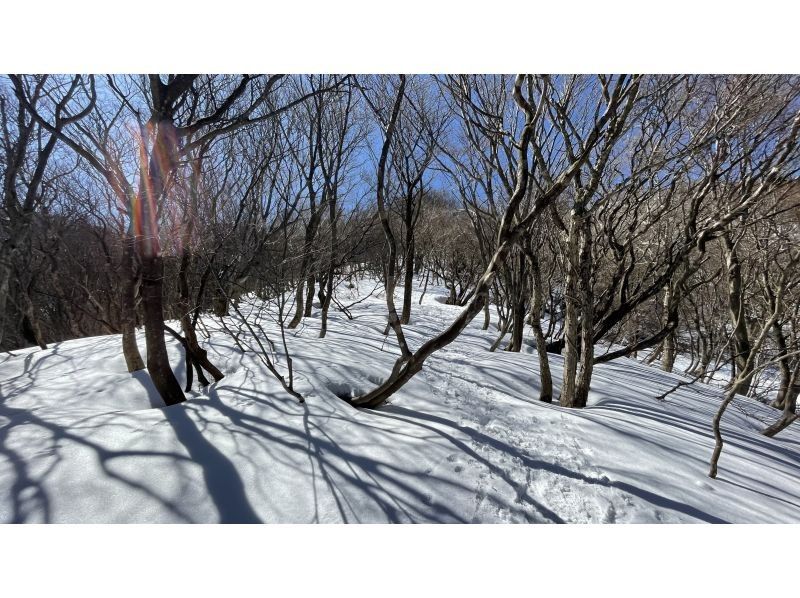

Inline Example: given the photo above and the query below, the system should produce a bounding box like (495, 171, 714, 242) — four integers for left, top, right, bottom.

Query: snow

(1, 278, 798, 523)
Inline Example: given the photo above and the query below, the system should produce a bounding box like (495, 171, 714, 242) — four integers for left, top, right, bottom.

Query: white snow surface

(1, 278, 799, 523)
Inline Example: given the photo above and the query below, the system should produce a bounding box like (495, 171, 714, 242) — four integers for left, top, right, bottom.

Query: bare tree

(348, 74, 642, 408)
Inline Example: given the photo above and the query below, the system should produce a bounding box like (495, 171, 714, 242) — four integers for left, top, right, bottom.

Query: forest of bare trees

(2, 74, 799, 478)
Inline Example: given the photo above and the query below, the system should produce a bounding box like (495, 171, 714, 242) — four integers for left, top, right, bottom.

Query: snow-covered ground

(1, 277, 798, 523)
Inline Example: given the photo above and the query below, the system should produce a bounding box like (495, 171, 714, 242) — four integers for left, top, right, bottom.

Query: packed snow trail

(1, 278, 798, 523)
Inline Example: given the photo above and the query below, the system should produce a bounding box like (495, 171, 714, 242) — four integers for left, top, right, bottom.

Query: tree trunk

(400, 230, 414, 325)
(709, 270, 792, 476)
(304, 273, 315, 317)
(320, 191, 338, 339)
(489, 316, 510, 352)
(771, 320, 792, 410)
(0, 218, 46, 350)
(370, 75, 412, 362)
(506, 251, 527, 352)
(708, 387, 736, 479)
(644, 343, 663, 365)
(287, 280, 305, 329)
(317, 272, 327, 306)
(763, 376, 798, 437)
(418, 268, 430, 305)
(122, 328, 144, 371)
(573, 215, 594, 408)
(20, 287, 47, 350)
(0, 231, 20, 348)
(319, 269, 334, 339)
(288, 186, 324, 329)
(530, 252, 552, 402)
(120, 236, 145, 372)
(722, 233, 754, 396)
(662, 286, 676, 373)
(178, 247, 223, 387)
(762, 368, 799, 437)
(288, 222, 322, 328)
(140, 254, 185, 406)
(559, 209, 582, 407)
(694, 335, 711, 381)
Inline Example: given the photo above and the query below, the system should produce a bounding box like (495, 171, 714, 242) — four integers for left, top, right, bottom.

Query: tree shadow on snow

(163, 405, 262, 523)
(0, 399, 198, 523)
(378, 405, 729, 523)
(197, 381, 475, 523)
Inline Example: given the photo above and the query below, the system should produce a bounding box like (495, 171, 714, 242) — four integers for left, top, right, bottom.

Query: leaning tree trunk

(352, 217, 538, 409)
(489, 313, 511, 352)
(347, 73, 629, 410)
(762, 372, 799, 438)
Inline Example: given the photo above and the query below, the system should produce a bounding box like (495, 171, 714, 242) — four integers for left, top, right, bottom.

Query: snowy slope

(1, 278, 798, 523)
